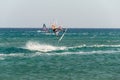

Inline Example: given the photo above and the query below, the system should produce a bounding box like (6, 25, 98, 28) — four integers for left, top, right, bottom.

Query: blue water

(0, 28, 120, 80)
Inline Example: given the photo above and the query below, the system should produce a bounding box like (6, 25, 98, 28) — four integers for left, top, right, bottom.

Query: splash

(25, 41, 120, 53)
(25, 41, 66, 52)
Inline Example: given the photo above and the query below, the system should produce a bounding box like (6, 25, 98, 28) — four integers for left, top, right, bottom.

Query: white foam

(37, 30, 42, 32)
(0, 57, 5, 60)
(72, 44, 120, 48)
(0, 53, 24, 57)
(82, 32, 89, 35)
(0, 53, 24, 60)
(25, 41, 66, 52)
(28, 50, 120, 57)
(0, 50, 120, 59)
(90, 44, 120, 48)
(25, 41, 120, 53)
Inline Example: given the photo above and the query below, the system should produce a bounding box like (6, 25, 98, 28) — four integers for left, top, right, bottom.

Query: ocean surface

(0, 28, 120, 80)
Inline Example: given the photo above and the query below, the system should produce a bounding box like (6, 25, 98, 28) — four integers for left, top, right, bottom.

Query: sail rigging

(41, 24, 49, 32)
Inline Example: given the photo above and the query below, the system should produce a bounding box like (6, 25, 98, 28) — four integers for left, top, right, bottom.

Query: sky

(0, 0, 120, 28)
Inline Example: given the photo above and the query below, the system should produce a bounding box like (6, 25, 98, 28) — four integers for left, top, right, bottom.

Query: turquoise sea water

(0, 28, 120, 80)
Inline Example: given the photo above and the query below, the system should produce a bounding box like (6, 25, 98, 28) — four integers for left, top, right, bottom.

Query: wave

(0, 53, 25, 60)
(1, 49, 120, 60)
(25, 41, 66, 52)
(68, 44, 120, 48)
(1, 41, 120, 54)
(24, 41, 120, 53)
(87, 44, 120, 48)
(25, 41, 120, 52)
(37, 30, 42, 32)
(1, 41, 120, 60)
(0, 47, 33, 54)
(0, 53, 24, 57)
(33, 50, 120, 56)
(0, 48, 120, 60)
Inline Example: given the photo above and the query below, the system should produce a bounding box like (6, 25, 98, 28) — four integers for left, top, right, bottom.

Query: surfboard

(58, 28, 67, 42)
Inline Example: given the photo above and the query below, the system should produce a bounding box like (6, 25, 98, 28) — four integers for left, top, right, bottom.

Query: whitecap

(25, 41, 66, 52)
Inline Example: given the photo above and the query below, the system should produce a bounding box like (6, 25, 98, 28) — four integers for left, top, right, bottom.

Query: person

(42, 24, 49, 32)
(51, 24, 63, 36)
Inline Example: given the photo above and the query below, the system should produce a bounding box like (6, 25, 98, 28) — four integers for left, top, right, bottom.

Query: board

(58, 28, 67, 42)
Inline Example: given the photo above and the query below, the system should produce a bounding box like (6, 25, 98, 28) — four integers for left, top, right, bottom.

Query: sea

(0, 28, 120, 80)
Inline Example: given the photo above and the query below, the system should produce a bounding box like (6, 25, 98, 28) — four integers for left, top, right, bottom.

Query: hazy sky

(0, 0, 120, 28)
